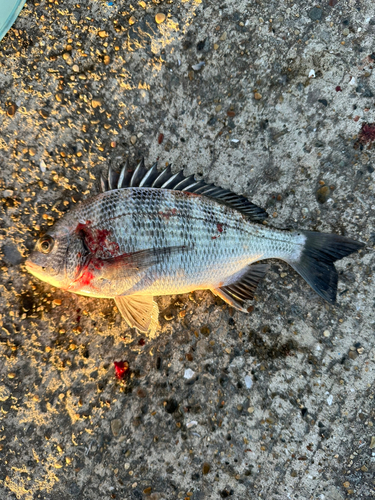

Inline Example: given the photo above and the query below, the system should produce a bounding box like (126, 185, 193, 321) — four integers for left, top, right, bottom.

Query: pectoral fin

(115, 295, 159, 336)
(75, 246, 188, 283)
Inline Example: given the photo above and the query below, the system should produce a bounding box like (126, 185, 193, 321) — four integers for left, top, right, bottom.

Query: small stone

(129, 16, 136, 25)
(91, 98, 102, 109)
(200, 326, 210, 337)
(39, 109, 49, 119)
(155, 13, 166, 24)
(184, 369, 195, 379)
(348, 351, 358, 360)
(316, 185, 330, 204)
(343, 481, 350, 489)
(6, 103, 17, 117)
(342, 28, 350, 36)
(280, 272, 287, 278)
(8, 373, 16, 379)
(361, 465, 368, 472)
(130, 135, 137, 145)
(111, 418, 122, 437)
(103, 55, 110, 65)
(369, 436, 375, 449)
(28, 147, 36, 157)
(308, 6, 322, 21)
(323, 330, 330, 337)
(55, 93, 63, 102)
(62, 52, 70, 60)
(3, 243, 22, 265)
(215, 104, 222, 112)
(247, 407, 254, 413)
(220, 32, 227, 41)
(202, 462, 211, 475)
(244, 375, 253, 389)
(213, 43, 219, 50)
(72, 64, 79, 72)
(53, 299, 62, 306)
(143, 487, 152, 495)
(98, 30, 108, 38)
(254, 92, 262, 100)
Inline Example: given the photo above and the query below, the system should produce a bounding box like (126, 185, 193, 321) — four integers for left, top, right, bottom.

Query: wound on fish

(76, 221, 119, 257)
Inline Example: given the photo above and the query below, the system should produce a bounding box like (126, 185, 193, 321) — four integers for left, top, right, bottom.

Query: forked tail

(287, 231, 364, 304)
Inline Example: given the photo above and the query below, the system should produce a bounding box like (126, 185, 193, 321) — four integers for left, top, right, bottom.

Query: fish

(25, 158, 365, 335)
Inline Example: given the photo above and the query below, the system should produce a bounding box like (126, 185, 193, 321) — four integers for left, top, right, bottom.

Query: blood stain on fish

(158, 208, 177, 220)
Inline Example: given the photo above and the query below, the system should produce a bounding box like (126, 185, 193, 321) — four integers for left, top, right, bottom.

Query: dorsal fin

(101, 159, 268, 222)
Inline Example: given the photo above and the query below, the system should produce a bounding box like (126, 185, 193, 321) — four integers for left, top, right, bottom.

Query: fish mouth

(25, 258, 35, 271)
(25, 259, 40, 276)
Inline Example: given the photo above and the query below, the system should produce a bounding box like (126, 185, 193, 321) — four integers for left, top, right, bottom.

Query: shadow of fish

(25, 159, 364, 335)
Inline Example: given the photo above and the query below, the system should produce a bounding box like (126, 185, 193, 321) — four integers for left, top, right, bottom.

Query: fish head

(25, 223, 88, 289)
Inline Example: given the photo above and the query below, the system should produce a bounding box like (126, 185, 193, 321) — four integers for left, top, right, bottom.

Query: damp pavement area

(0, 1, 375, 499)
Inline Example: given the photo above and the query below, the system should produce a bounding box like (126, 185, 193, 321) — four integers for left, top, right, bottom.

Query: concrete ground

(0, 0, 374, 499)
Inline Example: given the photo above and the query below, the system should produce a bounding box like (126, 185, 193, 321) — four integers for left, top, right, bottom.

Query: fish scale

(26, 160, 364, 334)
(57, 187, 299, 297)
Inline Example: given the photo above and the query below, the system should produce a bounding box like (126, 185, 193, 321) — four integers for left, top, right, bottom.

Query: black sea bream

(25, 159, 364, 334)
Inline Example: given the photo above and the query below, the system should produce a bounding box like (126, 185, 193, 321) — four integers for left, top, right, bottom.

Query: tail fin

(288, 231, 364, 304)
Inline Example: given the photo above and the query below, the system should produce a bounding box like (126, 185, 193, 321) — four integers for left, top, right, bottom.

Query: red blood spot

(76, 269, 95, 287)
(158, 208, 177, 220)
(96, 228, 111, 247)
(335, 86, 342, 92)
(357, 122, 375, 145)
(212, 236, 217, 240)
(76, 222, 119, 257)
(329, 0, 338, 7)
(217, 223, 223, 233)
(184, 192, 200, 197)
(227, 110, 236, 117)
(158, 133, 164, 144)
(353, 116, 360, 122)
(114, 360, 129, 379)
(138, 338, 145, 346)
(76, 222, 87, 233)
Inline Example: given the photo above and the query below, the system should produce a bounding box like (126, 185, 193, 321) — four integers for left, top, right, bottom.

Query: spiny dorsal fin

(101, 159, 268, 222)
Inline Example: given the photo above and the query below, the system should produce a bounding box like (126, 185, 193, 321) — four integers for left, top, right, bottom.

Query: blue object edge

(0, 0, 27, 43)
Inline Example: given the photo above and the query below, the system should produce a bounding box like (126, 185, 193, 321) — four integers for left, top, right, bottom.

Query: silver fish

(25, 159, 364, 334)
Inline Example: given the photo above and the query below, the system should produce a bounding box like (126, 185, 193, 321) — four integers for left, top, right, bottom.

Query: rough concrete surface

(0, 0, 374, 499)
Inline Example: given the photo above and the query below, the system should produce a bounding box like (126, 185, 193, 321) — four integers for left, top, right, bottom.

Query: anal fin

(213, 263, 269, 312)
(115, 295, 159, 336)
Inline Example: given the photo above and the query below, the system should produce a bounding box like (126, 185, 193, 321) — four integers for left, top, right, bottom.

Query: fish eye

(38, 235, 54, 254)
